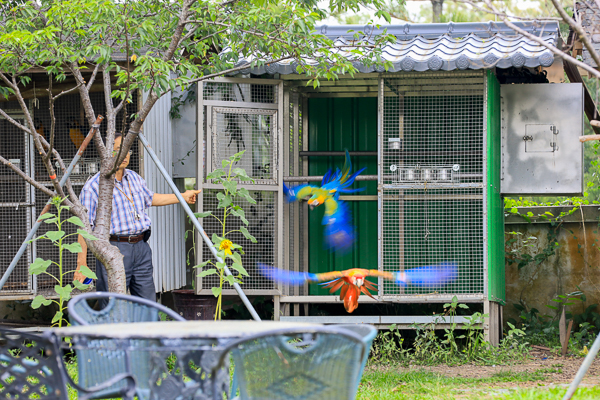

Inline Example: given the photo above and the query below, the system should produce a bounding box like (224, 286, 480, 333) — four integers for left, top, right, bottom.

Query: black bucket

(172, 290, 217, 320)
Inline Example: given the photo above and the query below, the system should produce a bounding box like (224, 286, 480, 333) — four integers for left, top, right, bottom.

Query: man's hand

(182, 189, 202, 204)
(74, 266, 87, 283)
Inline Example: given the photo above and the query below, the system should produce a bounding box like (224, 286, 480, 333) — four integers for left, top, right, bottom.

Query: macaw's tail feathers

(339, 167, 367, 191)
(395, 262, 458, 287)
(258, 263, 318, 284)
(344, 285, 360, 313)
(322, 169, 333, 186)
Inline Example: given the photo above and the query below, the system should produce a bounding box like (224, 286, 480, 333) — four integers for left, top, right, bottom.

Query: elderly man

(74, 133, 200, 303)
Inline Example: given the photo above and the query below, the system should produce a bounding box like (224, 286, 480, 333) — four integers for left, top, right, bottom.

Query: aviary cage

(196, 72, 498, 328)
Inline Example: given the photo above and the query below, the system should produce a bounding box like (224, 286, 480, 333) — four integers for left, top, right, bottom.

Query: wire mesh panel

(0, 208, 31, 292)
(382, 72, 484, 184)
(203, 82, 278, 104)
(199, 189, 277, 291)
(0, 106, 32, 293)
(382, 189, 484, 295)
(381, 72, 485, 296)
(210, 107, 277, 184)
(33, 92, 140, 186)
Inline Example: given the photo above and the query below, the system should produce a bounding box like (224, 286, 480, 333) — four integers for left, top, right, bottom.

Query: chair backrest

(220, 327, 367, 400)
(0, 327, 68, 400)
(67, 292, 185, 399)
(334, 324, 378, 392)
(68, 291, 185, 326)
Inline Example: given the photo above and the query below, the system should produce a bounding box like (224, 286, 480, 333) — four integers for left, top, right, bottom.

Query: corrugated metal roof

(232, 21, 560, 75)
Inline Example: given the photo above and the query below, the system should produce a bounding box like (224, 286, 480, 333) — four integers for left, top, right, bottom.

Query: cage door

(0, 116, 33, 293)
(197, 78, 284, 295)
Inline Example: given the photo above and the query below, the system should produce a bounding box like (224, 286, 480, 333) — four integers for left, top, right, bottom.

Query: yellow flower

(219, 239, 233, 256)
(130, 54, 137, 63)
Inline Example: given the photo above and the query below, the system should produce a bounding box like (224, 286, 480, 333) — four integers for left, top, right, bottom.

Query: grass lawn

(357, 369, 600, 400)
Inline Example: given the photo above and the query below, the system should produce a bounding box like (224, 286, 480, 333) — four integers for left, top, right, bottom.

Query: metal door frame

(196, 77, 284, 298)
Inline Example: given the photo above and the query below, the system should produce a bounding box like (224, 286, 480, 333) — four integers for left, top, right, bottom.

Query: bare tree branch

(483, 0, 600, 79)
(87, 63, 102, 91)
(0, 156, 56, 198)
(548, 0, 600, 69)
(52, 81, 83, 101)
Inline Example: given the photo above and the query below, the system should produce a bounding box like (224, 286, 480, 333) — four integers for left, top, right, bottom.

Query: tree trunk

(432, 0, 444, 23)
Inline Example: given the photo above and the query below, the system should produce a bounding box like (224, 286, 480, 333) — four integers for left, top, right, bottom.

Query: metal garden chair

(336, 324, 378, 392)
(213, 325, 377, 400)
(67, 291, 185, 400)
(0, 326, 135, 400)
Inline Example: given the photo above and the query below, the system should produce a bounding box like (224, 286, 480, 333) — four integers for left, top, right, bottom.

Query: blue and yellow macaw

(284, 150, 366, 252)
(259, 262, 458, 313)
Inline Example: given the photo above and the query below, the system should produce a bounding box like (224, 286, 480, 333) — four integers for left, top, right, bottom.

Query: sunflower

(219, 239, 233, 256)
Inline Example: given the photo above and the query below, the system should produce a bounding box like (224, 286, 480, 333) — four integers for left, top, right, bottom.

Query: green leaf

(221, 159, 231, 168)
(73, 280, 90, 290)
(230, 150, 245, 162)
(79, 265, 98, 279)
(216, 261, 226, 270)
(29, 258, 52, 275)
(51, 311, 64, 324)
(227, 252, 242, 265)
(37, 213, 55, 221)
(55, 284, 73, 301)
(230, 262, 249, 276)
(240, 226, 257, 243)
(458, 304, 470, 309)
(224, 275, 235, 285)
(198, 268, 217, 278)
(193, 260, 211, 269)
(222, 180, 237, 195)
(67, 216, 85, 227)
(211, 287, 222, 297)
(230, 208, 248, 225)
(238, 188, 256, 204)
(77, 229, 98, 241)
(232, 168, 253, 182)
(193, 211, 212, 219)
(31, 295, 52, 309)
(216, 192, 232, 208)
(44, 218, 59, 224)
(63, 243, 83, 253)
(212, 234, 223, 247)
(206, 169, 225, 180)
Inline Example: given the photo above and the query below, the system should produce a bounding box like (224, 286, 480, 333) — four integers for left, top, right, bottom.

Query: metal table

(51, 321, 321, 400)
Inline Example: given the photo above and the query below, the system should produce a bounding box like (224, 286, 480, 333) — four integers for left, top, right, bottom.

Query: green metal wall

(307, 97, 378, 295)
(486, 70, 506, 302)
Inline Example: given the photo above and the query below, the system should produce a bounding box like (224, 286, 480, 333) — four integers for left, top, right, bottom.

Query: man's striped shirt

(79, 169, 154, 235)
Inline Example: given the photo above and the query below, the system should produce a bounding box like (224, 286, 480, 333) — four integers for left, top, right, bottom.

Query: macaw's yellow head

(308, 188, 328, 209)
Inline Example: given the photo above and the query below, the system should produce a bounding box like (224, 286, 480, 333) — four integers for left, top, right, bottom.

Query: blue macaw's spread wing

(282, 150, 366, 252)
(395, 262, 458, 287)
(258, 263, 319, 284)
